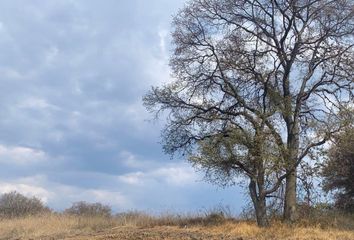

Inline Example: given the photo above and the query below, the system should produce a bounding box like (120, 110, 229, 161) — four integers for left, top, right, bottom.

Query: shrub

(0, 191, 50, 218)
(322, 127, 354, 212)
(65, 201, 112, 217)
(201, 207, 231, 226)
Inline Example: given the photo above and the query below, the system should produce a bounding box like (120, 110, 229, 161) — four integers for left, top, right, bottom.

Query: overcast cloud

(0, 0, 244, 213)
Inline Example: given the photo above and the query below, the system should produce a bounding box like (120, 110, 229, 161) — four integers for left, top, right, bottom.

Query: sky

(0, 0, 245, 214)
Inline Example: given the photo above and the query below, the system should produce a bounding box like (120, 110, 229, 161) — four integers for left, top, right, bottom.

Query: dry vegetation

(0, 192, 352, 239)
(0, 211, 353, 240)
(0, 213, 115, 239)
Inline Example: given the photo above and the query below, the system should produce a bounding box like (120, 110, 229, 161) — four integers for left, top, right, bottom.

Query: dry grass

(0, 212, 353, 240)
(0, 213, 116, 239)
(202, 221, 354, 240)
(115, 210, 229, 227)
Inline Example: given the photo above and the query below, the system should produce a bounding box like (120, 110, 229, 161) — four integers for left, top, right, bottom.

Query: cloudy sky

(0, 0, 244, 213)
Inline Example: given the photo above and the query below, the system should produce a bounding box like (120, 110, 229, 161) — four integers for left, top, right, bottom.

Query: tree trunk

(255, 197, 269, 227)
(284, 170, 297, 222)
(249, 180, 269, 227)
(283, 122, 299, 223)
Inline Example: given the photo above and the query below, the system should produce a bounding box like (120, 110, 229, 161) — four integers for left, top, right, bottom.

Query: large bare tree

(144, 0, 354, 224)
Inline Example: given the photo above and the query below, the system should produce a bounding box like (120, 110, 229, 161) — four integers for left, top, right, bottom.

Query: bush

(0, 191, 50, 218)
(200, 206, 232, 226)
(322, 127, 354, 212)
(65, 201, 112, 217)
(296, 202, 354, 230)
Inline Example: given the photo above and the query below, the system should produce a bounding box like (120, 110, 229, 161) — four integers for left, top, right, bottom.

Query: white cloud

(143, 43, 172, 85)
(0, 145, 47, 165)
(54, 185, 130, 210)
(0, 67, 26, 80)
(44, 46, 59, 65)
(0, 182, 52, 203)
(118, 164, 199, 187)
(152, 166, 198, 186)
(120, 150, 141, 168)
(158, 28, 168, 56)
(86, 189, 128, 207)
(17, 97, 60, 111)
(118, 171, 145, 185)
(0, 0, 244, 213)
(0, 175, 130, 210)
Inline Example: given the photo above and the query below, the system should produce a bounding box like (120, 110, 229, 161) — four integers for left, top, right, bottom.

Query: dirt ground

(64, 226, 244, 240)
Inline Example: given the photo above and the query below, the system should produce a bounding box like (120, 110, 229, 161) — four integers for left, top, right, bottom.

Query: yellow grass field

(0, 213, 353, 240)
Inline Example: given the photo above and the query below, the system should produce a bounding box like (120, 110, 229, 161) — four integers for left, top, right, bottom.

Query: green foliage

(189, 127, 283, 187)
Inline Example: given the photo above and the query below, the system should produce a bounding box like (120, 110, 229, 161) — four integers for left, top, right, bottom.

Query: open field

(0, 213, 353, 240)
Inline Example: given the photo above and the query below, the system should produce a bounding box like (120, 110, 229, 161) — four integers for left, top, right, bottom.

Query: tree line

(0, 191, 112, 218)
(144, 0, 354, 227)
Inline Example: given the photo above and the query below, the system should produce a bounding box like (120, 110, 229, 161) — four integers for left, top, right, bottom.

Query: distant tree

(322, 127, 354, 212)
(64, 201, 112, 217)
(144, 0, 354, 225)
(0, 191, 50, 218)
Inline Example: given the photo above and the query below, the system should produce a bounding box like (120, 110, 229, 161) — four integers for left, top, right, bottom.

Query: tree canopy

(144, 0, 354, 226)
